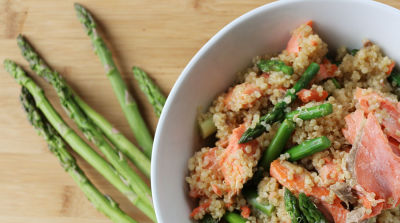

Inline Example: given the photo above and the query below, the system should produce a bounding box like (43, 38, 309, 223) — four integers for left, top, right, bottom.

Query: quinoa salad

(186, 21, 400, 223)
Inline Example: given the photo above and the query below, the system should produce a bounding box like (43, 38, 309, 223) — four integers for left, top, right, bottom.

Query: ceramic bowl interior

(152, 0, 400, 222)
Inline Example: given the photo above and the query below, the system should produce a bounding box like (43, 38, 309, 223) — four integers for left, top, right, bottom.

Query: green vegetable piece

(199, 115, 217, 139)
(285, 103, 333, 121)
(259, 119, 296, 168)
(287, 136, 331, 161)
(200, 214, 218, 223)
(350, 49, 359, 56)
(299, 193, 328, 223)
(389, 70, 400, 87)
(284, 188, 306, 223)
(223, 212, 247, 223)
(74, 3, 154, 158)
(258, 59, 294, 75)
(244, 190, 275, 216)
(239, 63, 320, 143)
(132, 66, 166, 117)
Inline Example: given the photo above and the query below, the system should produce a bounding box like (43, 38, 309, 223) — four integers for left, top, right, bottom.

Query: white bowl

(151, 0, 400, 222)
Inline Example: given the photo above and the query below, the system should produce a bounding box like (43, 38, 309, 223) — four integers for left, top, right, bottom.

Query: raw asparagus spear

(132, 66, 166, 117)
(20, 87, 137, 223)
(239, 63, 320, 143)
(298, 193, 328, 223)
(74, 3, 153, 158)
(16, 35, 153, 214)
(3, 60, 156, 222)
(284, 188, 306, 223)
(73, 94, 151, 178)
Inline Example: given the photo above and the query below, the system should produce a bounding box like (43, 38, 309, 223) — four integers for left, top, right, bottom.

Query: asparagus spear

(73, 95, 151, 178)
(298, 193, 328, 223)
(16, 35, 153, 213)
(258, 119, 296, 168)
(239, 63, 320, 143)
(223, 212, 247, 223)
(3, 60, 156, 222)
(286, 136, 331, 161)
(243, 190, 274, 216)
(74, 3, 153, 158)
(20, 87, 137, 223)
(284, 188, 306, 223)
(132, 66, 166, 117)
(285, 103, 333, 121)
(258, 59, 294, 75)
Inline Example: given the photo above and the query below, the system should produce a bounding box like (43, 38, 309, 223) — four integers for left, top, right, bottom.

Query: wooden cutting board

(0, 0, 399, 222)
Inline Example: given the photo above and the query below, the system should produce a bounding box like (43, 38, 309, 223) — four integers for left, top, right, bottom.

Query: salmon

(223, 83, 263, 111)
(219, 124, 259, 195)
(355, 88, 400, 143)
(240, 205, 251, 218)
(387, 61, 395, 75)
(343, 92, 400, 210)
(354, 113, 400, 209)
(270, 160, 349, 223)
(286, 20, 313, 54)
(190, 200, 211, 218)
(316, 157, 344, 186)
(297, 88, 328, 103)
(313, 59, 338, 83)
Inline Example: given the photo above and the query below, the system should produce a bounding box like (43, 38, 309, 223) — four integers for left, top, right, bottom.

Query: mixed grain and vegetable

(187, 21, 400, 223)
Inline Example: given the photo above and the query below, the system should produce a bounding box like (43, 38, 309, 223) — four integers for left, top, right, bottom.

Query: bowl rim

(151, 0, 399, 221)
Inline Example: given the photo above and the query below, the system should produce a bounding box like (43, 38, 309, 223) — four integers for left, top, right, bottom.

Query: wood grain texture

(0, 0, 399, 222)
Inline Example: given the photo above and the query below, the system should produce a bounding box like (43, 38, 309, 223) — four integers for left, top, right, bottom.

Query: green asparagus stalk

(258, 119, 296, 169)
(20, 87, 137, 223)
(223, 212, 247, 223)
(239, 62, 320, 143)
(284, 188, 306, 223)
(73, 95, 151, 178)
(287, 136, 331, 161)
(16, 35, 154, 215)
(298, 193, 328, 223)
(258, 59, 294, 75)
(132, 66, 166, 117)
(243, 190, 274, 216)
(285, 103, 333, 121)
(4, 60, 156, 222)
(15, 35, 150, 179)
(74, 3, 153, 158)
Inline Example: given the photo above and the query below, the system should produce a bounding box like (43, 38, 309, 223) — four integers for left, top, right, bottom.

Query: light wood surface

(0, 0, 399, 222)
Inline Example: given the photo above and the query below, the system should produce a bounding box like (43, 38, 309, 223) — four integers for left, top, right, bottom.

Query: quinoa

(186, 22, 400, 222)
